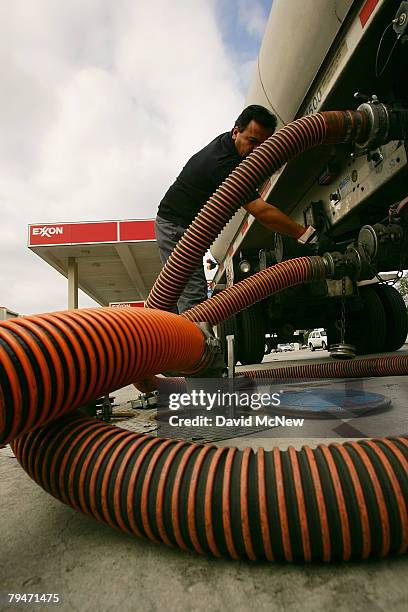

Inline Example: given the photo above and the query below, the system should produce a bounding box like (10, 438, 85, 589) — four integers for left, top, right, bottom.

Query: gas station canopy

(28, 219, 162, 308)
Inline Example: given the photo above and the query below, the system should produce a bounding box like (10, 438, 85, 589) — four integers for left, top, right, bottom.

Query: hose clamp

(356, 101, 390, 150)
(322, 246, 377, 281)
(321, 251, 348, 279)
(164, 322, 225, 378)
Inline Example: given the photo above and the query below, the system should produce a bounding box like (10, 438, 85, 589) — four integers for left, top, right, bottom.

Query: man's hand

(242, 201, 336, 254)
(298, 226, 335, 255)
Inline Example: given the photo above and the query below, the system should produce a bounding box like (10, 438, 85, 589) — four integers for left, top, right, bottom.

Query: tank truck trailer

(211, 0, 408, 364)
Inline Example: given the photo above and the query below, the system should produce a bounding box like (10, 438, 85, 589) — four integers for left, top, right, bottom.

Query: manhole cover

(276, 388, 391, 418)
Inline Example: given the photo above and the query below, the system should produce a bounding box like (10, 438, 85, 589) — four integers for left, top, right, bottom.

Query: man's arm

(243, 198, 305, 240)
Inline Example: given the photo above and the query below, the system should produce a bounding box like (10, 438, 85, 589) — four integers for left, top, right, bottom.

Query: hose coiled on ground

(11, 414, 408, 561)
(3, 277, 408, 562)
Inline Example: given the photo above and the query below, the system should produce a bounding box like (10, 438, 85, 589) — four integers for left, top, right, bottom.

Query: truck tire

(327, 287, 386, 355)
(238, 304, 266, 365)
(374, 284, 408, 351)
(216, 315, 239, 366)
(349, 287, 387, 355)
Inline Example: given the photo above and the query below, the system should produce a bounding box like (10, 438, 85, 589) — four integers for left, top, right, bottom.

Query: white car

(277, 343, 294, 352)
(308, 330, 328, 351)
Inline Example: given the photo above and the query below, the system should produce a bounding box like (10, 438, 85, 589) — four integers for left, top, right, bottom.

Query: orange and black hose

(10, 414, 408, 561)
(0, 308, 205, 446)
(2, 278, 408, 562)
(244, 354, 408, 381)
(182, 256, 326, 325)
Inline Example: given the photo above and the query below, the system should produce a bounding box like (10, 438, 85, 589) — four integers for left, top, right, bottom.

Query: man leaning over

(155, 105, 326, 314)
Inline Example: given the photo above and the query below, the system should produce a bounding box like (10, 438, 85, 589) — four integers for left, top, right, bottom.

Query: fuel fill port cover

(275, 388, 391, 419)
(358, 224, 378, 258)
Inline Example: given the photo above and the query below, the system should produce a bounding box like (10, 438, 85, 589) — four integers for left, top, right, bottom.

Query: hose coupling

(321, 251, 349, 279)
(322, 248, 373, 281)
(356, 98, 408, 150)
(164, 321, 225, 378)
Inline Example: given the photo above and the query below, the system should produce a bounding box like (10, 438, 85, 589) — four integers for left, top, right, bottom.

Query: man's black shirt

(158, 131, 258, 228)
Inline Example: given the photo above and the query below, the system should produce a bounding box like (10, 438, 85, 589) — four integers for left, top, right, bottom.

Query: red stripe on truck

(241, 220, 249, 235)
(359, 0, 379, 27)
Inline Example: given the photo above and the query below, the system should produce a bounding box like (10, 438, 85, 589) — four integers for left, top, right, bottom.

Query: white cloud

(237, 0, 269, 39)
(0, 0, 256, 314)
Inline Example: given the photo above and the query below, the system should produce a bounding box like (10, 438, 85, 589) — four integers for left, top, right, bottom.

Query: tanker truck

(211, 0, 408, 364)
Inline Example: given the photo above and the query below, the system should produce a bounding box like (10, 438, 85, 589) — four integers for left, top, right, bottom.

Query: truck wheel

(349, 287, 387, 355)
(321, 341, 327, 350)
(327, 287, 386, 355)
(374, 284, 408, 351)
(309, 343, 315, 351)
(216, 315, 239, 366)
(238, 304, 266, 365)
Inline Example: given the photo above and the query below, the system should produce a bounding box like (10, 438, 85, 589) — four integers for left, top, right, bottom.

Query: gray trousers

(155, 215, 208, 314)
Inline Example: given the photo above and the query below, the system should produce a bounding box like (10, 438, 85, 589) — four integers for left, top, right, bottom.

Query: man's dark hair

(234, 105, 277, 132)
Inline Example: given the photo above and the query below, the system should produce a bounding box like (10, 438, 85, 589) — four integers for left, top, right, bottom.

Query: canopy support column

(68, 257, 78, 310)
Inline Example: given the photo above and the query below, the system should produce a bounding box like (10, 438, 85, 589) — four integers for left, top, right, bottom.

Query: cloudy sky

(0, 0, 271, 315)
